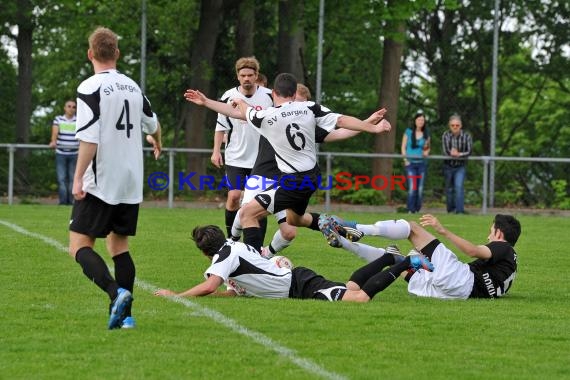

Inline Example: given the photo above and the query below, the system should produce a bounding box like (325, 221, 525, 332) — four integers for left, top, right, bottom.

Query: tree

(181, 0, 224, 178)
(372, 19, 405, 201)
(236, 0, 255, 57)
(278, 0, 306, 81)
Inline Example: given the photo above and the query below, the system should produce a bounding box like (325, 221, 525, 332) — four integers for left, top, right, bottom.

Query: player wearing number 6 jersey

(184, 73, 391, 252)
(68, 27, 162, 329)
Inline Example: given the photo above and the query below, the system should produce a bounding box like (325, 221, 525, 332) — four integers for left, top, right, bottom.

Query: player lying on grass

(154, 225, 433, 302)
(318, 213, 521, 299)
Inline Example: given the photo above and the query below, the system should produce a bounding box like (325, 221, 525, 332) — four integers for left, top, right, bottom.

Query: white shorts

(407, 242, 474, 299)
(241, 175, 286, 222)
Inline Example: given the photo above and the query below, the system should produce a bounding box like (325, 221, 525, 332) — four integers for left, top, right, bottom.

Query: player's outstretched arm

(184, 89, 245, 120)
(336, 115, 391, 134)
(419, 214, 491, 259)
(364, 108, 387, 124)
(154, 275, 225, 297)
(325, 108, 389, 142)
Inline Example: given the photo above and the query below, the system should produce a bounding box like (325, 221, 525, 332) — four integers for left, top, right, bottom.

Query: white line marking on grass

(0, 219, 348, 380)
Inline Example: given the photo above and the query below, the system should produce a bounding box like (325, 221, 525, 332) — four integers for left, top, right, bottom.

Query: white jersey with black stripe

(75, 69, 158, 205)
(205, 240, 292, 298)
(245, 101, 340, 173)
(215, 86, 273, 168)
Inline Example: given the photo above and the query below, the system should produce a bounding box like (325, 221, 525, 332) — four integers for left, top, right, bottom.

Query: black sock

(349, 254, 396, 287)
(360, 257, 411, 299)
(76, 247, 118, 300)
(420, 239, 440, 260)
(243, 227, 263, 253)
(225, 209, 238, 237)
(309, 213, 321, 231)
(113, 251, 135, 317)
(259, 216, 268, 245)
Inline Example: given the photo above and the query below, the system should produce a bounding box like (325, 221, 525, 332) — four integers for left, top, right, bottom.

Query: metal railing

(2, 143, 569, 213)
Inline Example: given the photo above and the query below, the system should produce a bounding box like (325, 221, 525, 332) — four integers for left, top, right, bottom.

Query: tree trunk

(182, 0, 224, 182)
(15, 0, 33, 185)
(372, 22, 405, 202)
(236, 0, 255, 57)
(277, 0, 305, 81)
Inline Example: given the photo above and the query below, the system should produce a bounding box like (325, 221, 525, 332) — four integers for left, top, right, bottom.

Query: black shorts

(289, 267, 346, 301)
(69, 193, 139, 238)
(254, 166, 319, 216)
(224, 165, 252, 191)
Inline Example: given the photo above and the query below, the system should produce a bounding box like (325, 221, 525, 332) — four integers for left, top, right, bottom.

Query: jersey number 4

(116, 100, 134, 138)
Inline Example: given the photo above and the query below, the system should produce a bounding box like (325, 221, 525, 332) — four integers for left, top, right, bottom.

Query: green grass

(1, 205, 569, 379)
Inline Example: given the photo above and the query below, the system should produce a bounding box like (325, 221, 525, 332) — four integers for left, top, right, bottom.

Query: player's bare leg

(225, 189, 242, 237)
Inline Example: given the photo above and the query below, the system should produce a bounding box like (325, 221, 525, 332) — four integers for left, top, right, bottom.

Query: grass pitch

(1, 205, 569, 380)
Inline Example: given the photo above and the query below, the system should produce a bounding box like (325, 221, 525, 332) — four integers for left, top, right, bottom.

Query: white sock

(338, 235, 386, 263)
(269, 229, 292, 253)
(231, 209, 242, 238)
(356, 219, 410, 239)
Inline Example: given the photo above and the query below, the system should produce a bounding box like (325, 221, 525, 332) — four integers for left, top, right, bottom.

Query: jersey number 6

(286, 123, 306, 151)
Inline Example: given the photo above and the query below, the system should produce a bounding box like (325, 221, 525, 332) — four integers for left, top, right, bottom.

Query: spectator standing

(401, 111, 430, 213)
(49, 100, 78, 205)
(442, 114, 472, 214)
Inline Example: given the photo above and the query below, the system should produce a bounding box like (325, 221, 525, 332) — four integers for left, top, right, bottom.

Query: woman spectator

(401, 111, 430, 213)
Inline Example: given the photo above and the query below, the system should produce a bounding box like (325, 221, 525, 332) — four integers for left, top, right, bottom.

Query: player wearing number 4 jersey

(184, 73, 391, 252)
(322, 213, 521, 299)
(68, 27, 162, 329)
(154, 225, 431, 302)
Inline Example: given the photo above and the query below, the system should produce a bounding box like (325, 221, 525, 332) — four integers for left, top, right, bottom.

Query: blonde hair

(296, 83, 311, 101)
(235, 56, 260, 75)
(88, 27, 119, 62)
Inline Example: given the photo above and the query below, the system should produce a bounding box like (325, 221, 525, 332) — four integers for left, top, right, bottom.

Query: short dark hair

(273, 73, 297, 98)
(191, 225, 226, 257)
(493, 214, 521, 246)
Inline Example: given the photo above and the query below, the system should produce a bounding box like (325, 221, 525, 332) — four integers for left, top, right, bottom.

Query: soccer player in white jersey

(154, 225, 431, 302)
(229, 83, 388, 258)
(319, 213, 521, 299)
(184, 73, 390, 252)
(211, 57, 273, 237)
(68, 27, 162, 329)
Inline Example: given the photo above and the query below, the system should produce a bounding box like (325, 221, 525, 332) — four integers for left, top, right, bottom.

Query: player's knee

(241, 201, 264, 222)
(280, 225, 296, 241)
(341, 289, 371, 303)
(226, 193, 241, 208)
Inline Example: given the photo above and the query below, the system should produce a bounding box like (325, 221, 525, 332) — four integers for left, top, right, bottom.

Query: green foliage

(330, 187, 387, 205)
(1, 0, 569, 208)
(551, 180, 570, 210)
